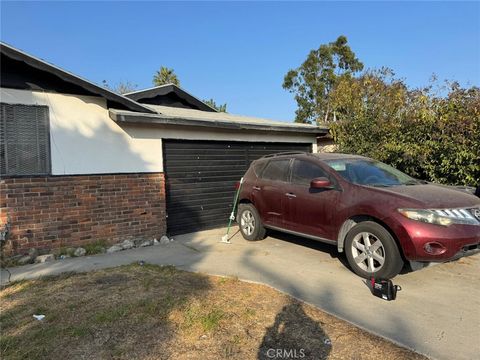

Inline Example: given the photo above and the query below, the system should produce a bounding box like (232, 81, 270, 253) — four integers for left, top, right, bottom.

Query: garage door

(163, 140, 312, 235)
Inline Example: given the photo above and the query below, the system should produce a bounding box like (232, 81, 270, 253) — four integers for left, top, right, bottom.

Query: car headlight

(398, 208, 479, 226)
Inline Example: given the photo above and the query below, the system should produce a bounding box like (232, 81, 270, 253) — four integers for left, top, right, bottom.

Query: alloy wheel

(241, 210, 255, 236)
(351, 232, 386, 273)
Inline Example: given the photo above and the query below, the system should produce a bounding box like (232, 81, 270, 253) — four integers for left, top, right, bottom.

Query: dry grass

(0, 264, 427, 360)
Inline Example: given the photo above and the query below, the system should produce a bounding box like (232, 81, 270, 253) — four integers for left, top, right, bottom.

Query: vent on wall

(0, 103, 51, 177)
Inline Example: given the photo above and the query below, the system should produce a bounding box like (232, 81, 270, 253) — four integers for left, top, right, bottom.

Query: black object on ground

(370, 277, 401, 301)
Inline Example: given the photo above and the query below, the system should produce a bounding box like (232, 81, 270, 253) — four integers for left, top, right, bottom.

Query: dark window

(0, 103, 51, 176)
(291, 160, 328, 186)
(261, 159, 290, 182)
(253, 160, 268, 176)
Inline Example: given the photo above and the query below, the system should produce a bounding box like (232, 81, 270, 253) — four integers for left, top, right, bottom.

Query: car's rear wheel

(238, 203, 266, 241)
(345, 221, 404, 279)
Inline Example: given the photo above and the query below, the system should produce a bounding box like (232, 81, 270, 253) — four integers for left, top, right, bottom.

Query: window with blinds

(0, 103, 51, 177)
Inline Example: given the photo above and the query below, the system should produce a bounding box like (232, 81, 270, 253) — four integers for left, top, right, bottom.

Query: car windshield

(325, 158, 419, 187)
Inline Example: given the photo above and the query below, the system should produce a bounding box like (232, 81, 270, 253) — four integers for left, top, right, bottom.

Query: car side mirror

(310, 177, 333, 189)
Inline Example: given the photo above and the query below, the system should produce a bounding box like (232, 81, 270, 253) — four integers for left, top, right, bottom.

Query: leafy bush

(330, 70, 480, 186)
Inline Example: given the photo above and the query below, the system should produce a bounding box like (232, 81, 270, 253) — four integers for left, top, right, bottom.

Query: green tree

(152, 68, 227, 112)
(153, 66, 180, 86)
(283, 35, 364, 124)
(203, 98, 227, 112)
(329, 72, 480, 186)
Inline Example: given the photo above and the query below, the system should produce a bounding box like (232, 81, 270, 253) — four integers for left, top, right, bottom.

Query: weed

(94, 305, 131, 324)
(34, 306, 48, 315)
(56, 247, 75, 257)
(67, 325, 90, 338)
(0, 335, 18, 355)
(83, 240, 107, 255)
(0, 279, 32, 297)
(137, 295, 176, 320)
(224, 335, 242, 358)
(39, 272, 77, 283)
(137, 298, 159, 316)
(141, 277, 154, 291)
(218, 276, 239, 285)
(244, 308, 256, 318)
(200, 308, 225, 332)
(0, 311, 18, 330)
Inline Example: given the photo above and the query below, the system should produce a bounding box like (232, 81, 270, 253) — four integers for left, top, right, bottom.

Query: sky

(1, 1, 479, 121)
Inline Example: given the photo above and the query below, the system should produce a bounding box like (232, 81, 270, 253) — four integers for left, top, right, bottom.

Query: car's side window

(253, 160, 268, 177)
(291, 160, 328, 186)
(260, 159, 290, 182)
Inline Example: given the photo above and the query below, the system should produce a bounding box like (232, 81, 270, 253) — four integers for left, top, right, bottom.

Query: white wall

(123, 124, 317, 171)
(0, 88, 317, 175)
(1, 88, 162, 174)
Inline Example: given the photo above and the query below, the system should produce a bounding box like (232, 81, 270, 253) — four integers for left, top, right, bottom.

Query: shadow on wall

(43, 94, 158, 174)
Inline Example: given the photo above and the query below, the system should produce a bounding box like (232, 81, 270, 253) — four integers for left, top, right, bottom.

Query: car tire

(344, 221, 404, 279)
(237, 203, 266, 241)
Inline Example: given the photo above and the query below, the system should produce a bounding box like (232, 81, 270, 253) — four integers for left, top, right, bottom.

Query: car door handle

(285, 192, 296, 198)
(253, 186, 261, 191)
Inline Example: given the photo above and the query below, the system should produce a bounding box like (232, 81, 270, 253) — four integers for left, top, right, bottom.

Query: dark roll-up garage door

(163, 140, 312, 235)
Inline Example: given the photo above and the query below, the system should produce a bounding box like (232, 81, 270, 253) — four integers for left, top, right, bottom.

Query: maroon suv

(237, 152, 480, 278)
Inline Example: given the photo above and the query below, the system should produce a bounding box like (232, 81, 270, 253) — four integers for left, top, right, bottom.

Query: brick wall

(0, 173, 166, 255)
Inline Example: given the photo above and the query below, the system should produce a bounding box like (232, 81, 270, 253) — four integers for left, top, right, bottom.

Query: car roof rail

(261, 151, 308, 159)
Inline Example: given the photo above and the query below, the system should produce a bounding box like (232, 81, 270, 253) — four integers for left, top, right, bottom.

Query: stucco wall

(122, 124, 317, 171)
(0, 88, 163, 175)
(0, 88, 317, 175)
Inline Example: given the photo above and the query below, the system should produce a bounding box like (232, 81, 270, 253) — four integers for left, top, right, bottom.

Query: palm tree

(153, 66, 180, 86)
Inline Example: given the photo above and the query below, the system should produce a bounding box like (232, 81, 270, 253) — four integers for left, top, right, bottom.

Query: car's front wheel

(237, 203, 266, 241)
(344, 221, 404, 279)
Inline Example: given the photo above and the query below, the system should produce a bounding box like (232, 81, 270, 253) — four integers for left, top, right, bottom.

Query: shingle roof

(109, 106, 328, 135)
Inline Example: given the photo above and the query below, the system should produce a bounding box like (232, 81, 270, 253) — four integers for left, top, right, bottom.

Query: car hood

(370, 183, 480, 209)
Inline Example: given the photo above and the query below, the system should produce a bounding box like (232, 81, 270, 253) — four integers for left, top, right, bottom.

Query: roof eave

(124, 84, 218, 112)
(0, 42, 155, 114)
(109, 109, 329, 135)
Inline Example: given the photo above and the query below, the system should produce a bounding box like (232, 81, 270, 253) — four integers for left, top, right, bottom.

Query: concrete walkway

(2, 227, 479, 360)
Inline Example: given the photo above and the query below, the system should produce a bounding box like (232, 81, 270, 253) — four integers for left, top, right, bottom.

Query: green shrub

(83, 240, 107, 255)
(330, 72, 480, 186)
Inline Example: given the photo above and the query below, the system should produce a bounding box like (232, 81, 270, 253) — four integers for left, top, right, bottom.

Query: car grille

(469, 207, 480, 221)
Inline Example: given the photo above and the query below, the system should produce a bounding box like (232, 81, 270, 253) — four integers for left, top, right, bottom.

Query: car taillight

(234, 181, 240, 190)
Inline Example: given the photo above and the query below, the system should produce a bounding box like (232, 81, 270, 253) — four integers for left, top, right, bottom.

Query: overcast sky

(1, 1, 479, 121)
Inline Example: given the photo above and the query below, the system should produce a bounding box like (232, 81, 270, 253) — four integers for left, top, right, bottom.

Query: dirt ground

(0, 264, 428, 360)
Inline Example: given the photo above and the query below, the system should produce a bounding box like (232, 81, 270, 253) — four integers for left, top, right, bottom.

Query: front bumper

(390, 215, 480, 261)
(449, 242, 480, 261)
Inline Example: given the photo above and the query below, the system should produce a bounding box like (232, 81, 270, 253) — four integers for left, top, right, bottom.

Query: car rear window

(260, 159, 290, 182)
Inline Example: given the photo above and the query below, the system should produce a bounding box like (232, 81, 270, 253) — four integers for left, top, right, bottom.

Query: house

(0, 42, 328, 255)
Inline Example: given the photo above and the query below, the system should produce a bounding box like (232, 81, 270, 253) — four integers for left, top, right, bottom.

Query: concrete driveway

(3, 226, 479, 360)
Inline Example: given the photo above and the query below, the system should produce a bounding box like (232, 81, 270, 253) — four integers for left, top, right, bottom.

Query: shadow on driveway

(258, 302, 331, 360)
